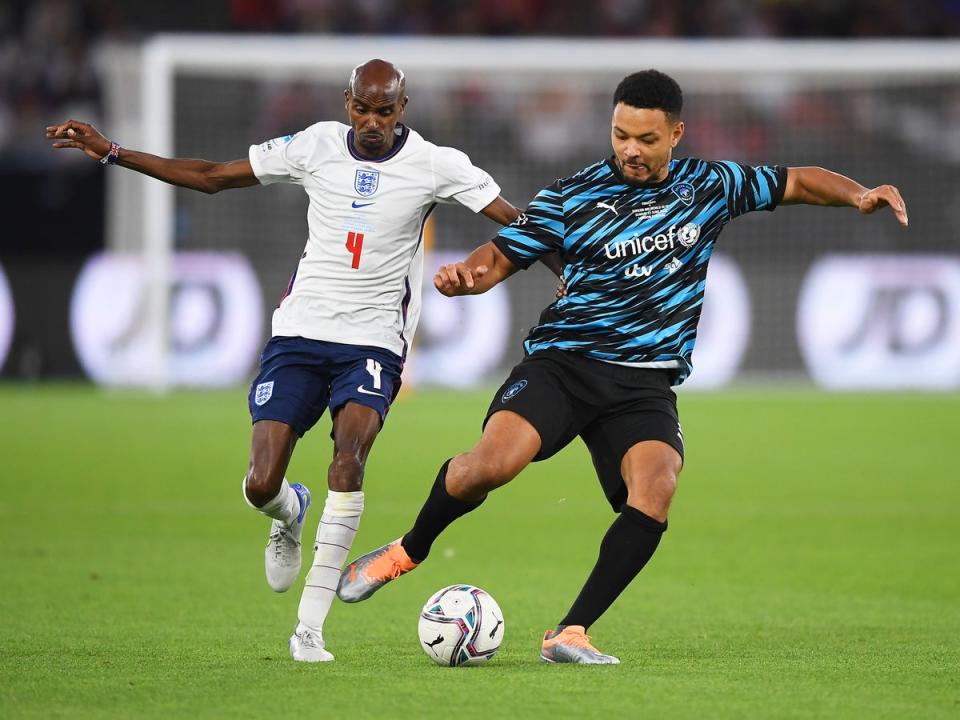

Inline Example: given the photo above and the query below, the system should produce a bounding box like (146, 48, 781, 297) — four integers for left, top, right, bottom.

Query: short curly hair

(613, 70, 683, 119)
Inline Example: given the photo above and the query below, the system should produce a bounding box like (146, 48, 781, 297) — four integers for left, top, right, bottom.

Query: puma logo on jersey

(596, 199, 620, 216)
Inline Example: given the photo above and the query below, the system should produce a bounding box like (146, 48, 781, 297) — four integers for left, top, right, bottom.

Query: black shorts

(484, 350, 684, 510)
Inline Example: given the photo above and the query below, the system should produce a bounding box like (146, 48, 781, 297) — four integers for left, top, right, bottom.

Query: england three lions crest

(355, 169, 380, 197)
(254, 381, 274, 406)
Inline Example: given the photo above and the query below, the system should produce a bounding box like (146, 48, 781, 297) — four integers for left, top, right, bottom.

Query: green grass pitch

(1, 385, 958, 719)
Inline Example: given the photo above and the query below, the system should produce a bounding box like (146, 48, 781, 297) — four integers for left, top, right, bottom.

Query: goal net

(92, 37, 960, 390)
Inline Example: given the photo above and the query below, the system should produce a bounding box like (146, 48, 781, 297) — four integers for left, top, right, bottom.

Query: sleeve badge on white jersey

(355, 169, 380, 197)
(259, 133, 297, 153)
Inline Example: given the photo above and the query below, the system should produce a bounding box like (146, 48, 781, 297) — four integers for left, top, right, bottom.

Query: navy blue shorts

(248, 336, 403, 437)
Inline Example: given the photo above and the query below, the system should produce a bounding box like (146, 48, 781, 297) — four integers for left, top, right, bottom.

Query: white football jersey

(248, 122, 500, 358)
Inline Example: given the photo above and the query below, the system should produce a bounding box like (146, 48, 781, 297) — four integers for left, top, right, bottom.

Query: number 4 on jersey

(346, 231, 364, 269)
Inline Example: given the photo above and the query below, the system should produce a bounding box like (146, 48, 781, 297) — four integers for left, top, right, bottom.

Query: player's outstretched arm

(434, 241, 517, 297)
(480, 196, 563, 279)
(479, 196, 521, 226)
(782, 166, 908, 226)
(46, 119, 258, 194)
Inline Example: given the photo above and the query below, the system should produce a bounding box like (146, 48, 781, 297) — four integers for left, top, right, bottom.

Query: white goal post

(94, 36, 960, 391)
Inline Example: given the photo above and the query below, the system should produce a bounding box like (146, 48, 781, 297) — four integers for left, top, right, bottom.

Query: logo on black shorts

(501, 380, 527, 403)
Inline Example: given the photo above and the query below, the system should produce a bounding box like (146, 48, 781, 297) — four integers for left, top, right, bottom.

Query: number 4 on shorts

(346, 231, 364, 269)
(366, 358, 382, 389)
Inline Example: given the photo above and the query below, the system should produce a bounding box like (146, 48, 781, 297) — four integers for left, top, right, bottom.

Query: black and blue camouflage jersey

(493, 156, 787, 384)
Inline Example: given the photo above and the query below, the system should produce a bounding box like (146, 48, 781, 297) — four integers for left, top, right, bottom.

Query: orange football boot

(540, 625, 620, 664)
(337, 538, 418, 603)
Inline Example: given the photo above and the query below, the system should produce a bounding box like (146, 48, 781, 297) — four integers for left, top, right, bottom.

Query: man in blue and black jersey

(337, 70, 909, 664)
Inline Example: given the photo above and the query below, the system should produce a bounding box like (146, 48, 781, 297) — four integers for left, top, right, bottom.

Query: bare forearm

(46, 120, 258, 194)
(782, 166, 908, 225)
(480, 195, 521, 225)
(116, 150, 257, 194)
(782, 167, 866, 207)
(434, 240, 517, 297)
(460, 242, 515, 294)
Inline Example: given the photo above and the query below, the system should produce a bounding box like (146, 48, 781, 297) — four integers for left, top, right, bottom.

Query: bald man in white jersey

(48, 60, 550, 662)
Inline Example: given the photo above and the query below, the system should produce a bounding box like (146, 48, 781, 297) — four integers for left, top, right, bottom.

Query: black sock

(559, 505, 667, 630)
(401, 459, 484, 563)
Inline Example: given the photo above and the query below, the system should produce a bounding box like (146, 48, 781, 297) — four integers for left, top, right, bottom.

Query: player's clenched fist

(859, 185, 908, 226)
(46, 120, 111, 161)
(434, 262, 489, 296)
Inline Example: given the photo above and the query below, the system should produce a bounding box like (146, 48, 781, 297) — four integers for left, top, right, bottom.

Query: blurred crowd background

(4, 0, 959, 172)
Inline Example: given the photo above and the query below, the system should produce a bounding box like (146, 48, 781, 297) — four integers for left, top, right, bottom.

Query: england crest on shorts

(671, 181, 695, 206)
(355, 169, 380, 197)
(254, 381, 274, 406)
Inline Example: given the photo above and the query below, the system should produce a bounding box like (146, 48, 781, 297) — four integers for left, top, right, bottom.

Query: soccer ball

(417, 584, 504, 666)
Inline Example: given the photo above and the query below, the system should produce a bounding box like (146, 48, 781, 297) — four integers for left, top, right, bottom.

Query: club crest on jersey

(501, 380, 528, 403)
(355, 169, 380, 197)
(254, 381, 274, 406)
(671, 182, 695, 205)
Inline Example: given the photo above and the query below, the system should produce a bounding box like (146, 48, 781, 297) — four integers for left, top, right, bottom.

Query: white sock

(242, 476, 300, 526)
(298, 490, 364, 632)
